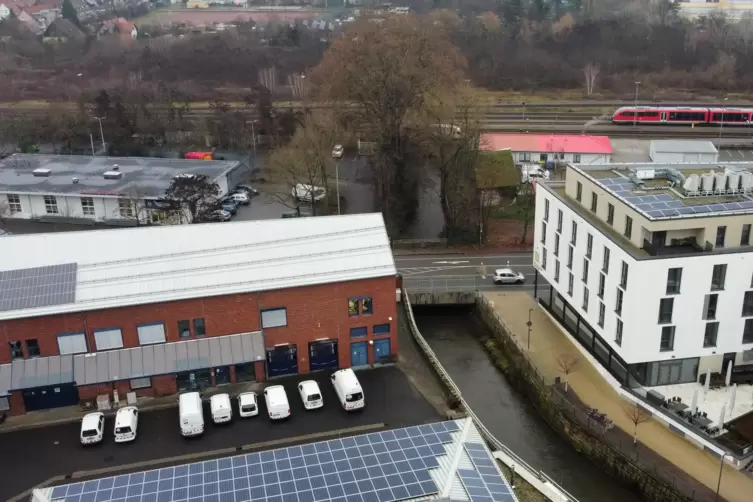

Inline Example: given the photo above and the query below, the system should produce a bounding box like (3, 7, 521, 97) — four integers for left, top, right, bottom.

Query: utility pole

(250, 120, 258, 171)
(335, 161, 341, 215)
(633, 81, 641, 127)
(90, 134, 95, 157)
(95, 117, 106, 153)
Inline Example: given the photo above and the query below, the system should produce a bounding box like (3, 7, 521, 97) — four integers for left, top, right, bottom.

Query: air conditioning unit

(32, 168, 51, 177)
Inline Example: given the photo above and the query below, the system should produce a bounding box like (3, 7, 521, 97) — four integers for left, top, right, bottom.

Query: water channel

(413, 306, 642, 502)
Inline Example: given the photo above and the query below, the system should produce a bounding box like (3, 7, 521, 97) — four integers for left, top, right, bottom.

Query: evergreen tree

(61, 0, 81, 28)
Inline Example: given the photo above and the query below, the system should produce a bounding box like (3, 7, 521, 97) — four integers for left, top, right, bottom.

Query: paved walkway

(483, 291, 753, 502)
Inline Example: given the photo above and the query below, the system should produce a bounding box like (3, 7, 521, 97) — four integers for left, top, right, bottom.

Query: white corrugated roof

(0, 213, 396, 320)
(650, 140, 718, 154)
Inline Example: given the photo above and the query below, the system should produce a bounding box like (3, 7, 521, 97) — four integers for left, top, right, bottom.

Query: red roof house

(480, 133, 613, 164)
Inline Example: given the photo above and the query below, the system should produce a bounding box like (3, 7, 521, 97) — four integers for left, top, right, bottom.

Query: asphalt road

(0, 367, 440, 502)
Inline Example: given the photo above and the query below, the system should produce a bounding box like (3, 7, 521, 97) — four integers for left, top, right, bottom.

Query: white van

(238, 392, 259, 418)
(298, 380, 324, 410)
(292, 183, 326, 202)
(210, 393, 233, 424)
(114, 406, 139, 443)
(80, 412, 105, 445)
(330, 368, 365, 411)
(264, 385, 291, 420)
(178, 392, 205, 437)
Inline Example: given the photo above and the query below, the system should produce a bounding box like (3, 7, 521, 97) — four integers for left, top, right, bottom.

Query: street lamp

(633, 81, 641, 128)
(335, 158, 341, 216)
(715, 453, 727, 501)
(527, 308, 533, 350)
(94, 117, 106, 153)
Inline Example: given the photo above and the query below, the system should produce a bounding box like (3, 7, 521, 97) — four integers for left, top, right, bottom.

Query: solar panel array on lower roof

(599, 177, 753, 219)
(0, 263, 77, 312)
(49, 421, 464, 502)
(457, 443, 516, 502)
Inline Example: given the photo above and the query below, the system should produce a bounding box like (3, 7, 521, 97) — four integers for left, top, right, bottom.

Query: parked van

(292, 183, 326, 202)
(298, 380, 324, 410)
(80, 412, 105, 445)
(330, 368, 365, 411)
(264, 385, 291, 420)
(114, 406, 139, 443)
(210, 393, 233, 424)
(178, 392, 205, 437)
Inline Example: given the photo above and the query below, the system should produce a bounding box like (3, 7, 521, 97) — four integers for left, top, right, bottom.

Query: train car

(184, 151, 213, 160)
(612, 106, 709, 125)
(707, 108, 753, 126)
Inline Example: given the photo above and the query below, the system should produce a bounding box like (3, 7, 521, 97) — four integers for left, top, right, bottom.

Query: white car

(332, 144, 344, 159)
(114, 406, 139, 443)
(238, 392, 259, 418)
(229, 192, 250, 205)
(493, 268, 526, 285)
(292, 183, 326, 202)
(264, 385, 291, 420)
(210, 393, 233, 424)
(298, 380, 324, 410)
(80, 412, 105, 445)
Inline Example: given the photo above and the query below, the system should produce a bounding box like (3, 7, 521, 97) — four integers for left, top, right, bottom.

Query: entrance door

(350, 342, 368, 367)
(723, 352, 736, 376)
(22, 384, 79, 412)
(309, 340, 339, 371)
(266, 345, 299, 378)
(373, 338, 391, 363)
(652, 231, 667, 248)
(660, 112, 668, 123)
(215, 366, 231, 386)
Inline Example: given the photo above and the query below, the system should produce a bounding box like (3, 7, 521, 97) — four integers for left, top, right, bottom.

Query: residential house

(15, 10, 40, 33)
(99, 16, 137, 40)
(43, 17, 85, 42)
(0, 16, 37, 40)
(24, 1, 61, 32)
(481, 133, 614, 166)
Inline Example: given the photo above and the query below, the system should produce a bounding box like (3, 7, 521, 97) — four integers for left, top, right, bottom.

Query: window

(582, 258, 589, 283)
(590, 193, 598, 212)
(362, 297, 373, 315)
(81, 197, 95, 216)
(602, 247, 610, 273)
(615, 319, 623, 346)
(194, 318, 206, 337)
(44, 195, 58, 214)
(541, 221, 547, 244)
(744, 292, 753, 317)
(25, 339, 40, 357)
(704, 322, 719, 348)
(703, 294, 718, 320)
(567, 245, 573, 268)
(744, 319, 753, 344)
(7, 194, 21, 213)
(607, 204, 614, 225)
(350, 327, 367, 338)
(666, 268, 682, 295)
(542, 248, 547, 270)
(8, 341, 23, 360)
(261, 308, 287, 328)
(557, 209, 563, 233)
(615, 288, 623, 316)
(349, 297, 372, 316)
(57, 332, 87, 355)
(571, 222, 577, 245)
(94, 328, 124, 350)
(567, 273, 574, 296)
(521, 153, 532, 162)
(137, 323, 166, 345)
(119, 199, 134, 218)
(131, 377, 152, 390)
(544, 199, 550, 222)
(374, 324, 391, 335)
(716, 226, 726, 248)
(582, 288, 589, 312)
(742, 224, 751, 246)
(620, 261, 628, 289)
(554, 233, 560, 256)
(598, 273, 605, 299)
(540, 153, 548, 162)
(576, 182, 582, 202)
(574, 154, 581, 163)
(624, 216, 633, 239)
(586, 234, 593, 259)
(598, 303, 605, 327)
(178, 320, 191, 338)
(711, 264, 727, 291)
(554, 261, 560, 282)
(660, 326, 675, 352)
(658, 298, 674, 324)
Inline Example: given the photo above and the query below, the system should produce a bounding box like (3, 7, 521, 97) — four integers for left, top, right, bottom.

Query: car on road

(210, 393, 233, 424)
(221, 199, 238, 215)
(493, 268, 526, 285)
(298, 380, 324, 410)
(264, 385, 291, 420)
(332, 144, 344, 160)
(114, 406, 139, 443)
(228, 192, 250, 205)
(205, 209, 232, 222)
(292, 183, 326, 203)
(235, 184, 259, 196)
(80, 412, 105, 446)
(238, 392, 259, 418)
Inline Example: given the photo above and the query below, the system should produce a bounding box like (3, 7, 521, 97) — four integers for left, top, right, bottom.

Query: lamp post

(335, 160, 341, 215)
(633, 81, 641, 127)
(250, 119, 258, 171)
(527, 308, 533, 350)
(94, 117, 106, 153)
(715, 453, 727, 501)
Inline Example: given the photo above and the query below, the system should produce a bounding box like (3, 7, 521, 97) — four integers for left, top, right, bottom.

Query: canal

(414, 306, 642, 502)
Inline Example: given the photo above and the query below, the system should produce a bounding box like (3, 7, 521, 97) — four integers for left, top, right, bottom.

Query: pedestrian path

(483, 291, 753, 502)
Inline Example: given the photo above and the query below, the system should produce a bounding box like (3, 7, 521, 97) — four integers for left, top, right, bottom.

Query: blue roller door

(309, 340, 339, 371)
(22, 383, 79, 412)
(266, 345, 299, 378)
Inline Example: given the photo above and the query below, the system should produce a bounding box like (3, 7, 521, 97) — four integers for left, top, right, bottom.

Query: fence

(402, 277, 477, 293)
(474, 294, 721, 502)
(401, 287, 580, 502)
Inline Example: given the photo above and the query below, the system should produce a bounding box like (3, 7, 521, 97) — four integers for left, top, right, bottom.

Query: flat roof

(650, 140, 718, 154)
(0, 154, 240, 198)
(481, 133, 613, 154)
(0, 214, 396, 321)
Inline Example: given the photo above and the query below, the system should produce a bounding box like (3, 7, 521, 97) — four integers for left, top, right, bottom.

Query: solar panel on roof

(458, 443, 517, 502)
(0, 263, 77, 312)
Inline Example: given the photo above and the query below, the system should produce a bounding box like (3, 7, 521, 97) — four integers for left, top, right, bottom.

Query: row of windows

(4, 194, 136, 217)
(574, 183, 632, 240)
(349, 324, 391, 338)
(659, 320, 753, 352)
(520, 153, 582, 163)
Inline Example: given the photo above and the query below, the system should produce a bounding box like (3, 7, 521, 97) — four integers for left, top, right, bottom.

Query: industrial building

(0, 214, 398, 415)
(649, 140, 719, 164)
(480, 133, 613, 165)
(532, 162, 753, 389)
(0, 154, 250, 226)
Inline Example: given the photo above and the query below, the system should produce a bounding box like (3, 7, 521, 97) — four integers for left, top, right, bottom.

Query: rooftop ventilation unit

(103, 171, 123, 180)
(32, 168, 51, 177)
(72, 177, 79, 184)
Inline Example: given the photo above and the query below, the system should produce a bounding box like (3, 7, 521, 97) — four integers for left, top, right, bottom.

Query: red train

(612, 106, 753, 126)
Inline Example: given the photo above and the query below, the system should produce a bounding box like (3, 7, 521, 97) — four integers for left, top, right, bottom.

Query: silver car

(493, 268, 525, 285)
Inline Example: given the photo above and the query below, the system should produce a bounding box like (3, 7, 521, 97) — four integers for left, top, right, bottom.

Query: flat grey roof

(650, 140, 718, 154)
(0, 154, 240, 198)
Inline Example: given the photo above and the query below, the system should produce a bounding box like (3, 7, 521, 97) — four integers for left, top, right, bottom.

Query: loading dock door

(309, 340, 339, 371)
(22, 383, 79, 412)
(266, 345, 299, 378)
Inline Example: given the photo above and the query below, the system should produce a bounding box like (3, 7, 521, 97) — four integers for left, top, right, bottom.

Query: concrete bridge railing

(402, 287, 579, 502)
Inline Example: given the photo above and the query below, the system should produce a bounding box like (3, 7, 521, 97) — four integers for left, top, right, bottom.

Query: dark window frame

(576, 182, 582, 202)
(742, 224, 751, 246)
(615, 319, 623, 346)
(716, 226, 726, 248)
(615, 288, 623, 316)
(704, 294, 718, 320)
(193, 318, 206, 337)
(598, 302, 605, 328)
(620, 261, 629, 289)
(666, 268, 682, 295)
(544, 199, 550, 222)
(350, 326, 368, 338)
(744, 319, 753, 344)
(602, 247, 610, 273)
(704, 322, 719, 348)
(8, 341, 23, 360)
(567, 273, 574, 297)
(260, 307, 288, 329)
(178, 319, 191, 338)
(607, 204, 615, 225)
(624, 216, 633, 239)
(658, 297, 674, 324)
(586, 234, 593, 259)
(590, 192, 598, 212)
(711, 264, 727, 291)
(25, 339, 40, 358)
(373, 324, 391, 335)
(743, 291, 753, 317)
(660, 326, 675, 352)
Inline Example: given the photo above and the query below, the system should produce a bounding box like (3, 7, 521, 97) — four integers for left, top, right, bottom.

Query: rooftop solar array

(458, 443, 516, 502)
(0, 263, 77, 312)
(599, 177, 753, 219)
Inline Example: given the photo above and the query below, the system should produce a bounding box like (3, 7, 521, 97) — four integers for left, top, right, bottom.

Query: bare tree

(622, 403, 651, 447)
(0, 199, 10, 225)
(583, 63, 600, 97)
(556, 354, 580, 392)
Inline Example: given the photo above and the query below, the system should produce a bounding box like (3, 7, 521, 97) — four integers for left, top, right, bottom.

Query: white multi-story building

(533, 162, 753, 388)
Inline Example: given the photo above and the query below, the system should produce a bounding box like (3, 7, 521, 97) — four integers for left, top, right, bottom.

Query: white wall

(513, 151, 610, 164)
(1, 193, 154, 224)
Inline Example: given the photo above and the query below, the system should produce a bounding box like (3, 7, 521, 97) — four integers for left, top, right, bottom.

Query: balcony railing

(642, 237, 709, 256)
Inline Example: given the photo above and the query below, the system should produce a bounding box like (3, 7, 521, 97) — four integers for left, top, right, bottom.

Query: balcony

(642, 236, 710, 256)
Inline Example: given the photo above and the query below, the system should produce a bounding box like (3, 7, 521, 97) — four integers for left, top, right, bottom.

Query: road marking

(739, 150, 745, 158)
(432, 260, 470, 264)
(394, 253, 532, 262)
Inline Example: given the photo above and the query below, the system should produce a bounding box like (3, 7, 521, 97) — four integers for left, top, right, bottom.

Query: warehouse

(0, 154, 250, 225)
(649, 140, 719, 163)
(0, 214, 398, 415)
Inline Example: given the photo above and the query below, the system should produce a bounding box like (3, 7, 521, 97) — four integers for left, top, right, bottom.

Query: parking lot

(718, 148, 753, 162)
(0, 367, 440, 501)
